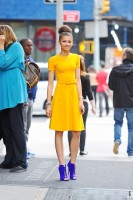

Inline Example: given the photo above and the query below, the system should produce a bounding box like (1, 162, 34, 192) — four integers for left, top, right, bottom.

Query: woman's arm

(85, 75, 93, 100)
(75, 68, 84, 114)
(85, 75, 96, 114)
(46, 70, 54, 117)
(0, 42, 24, 70)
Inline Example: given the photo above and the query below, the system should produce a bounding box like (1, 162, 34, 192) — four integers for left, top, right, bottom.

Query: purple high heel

(67, 161, 77, 180)
(58, 165, 69, 181)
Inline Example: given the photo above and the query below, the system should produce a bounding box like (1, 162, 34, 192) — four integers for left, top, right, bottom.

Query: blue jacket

(0, 42, 27, 110)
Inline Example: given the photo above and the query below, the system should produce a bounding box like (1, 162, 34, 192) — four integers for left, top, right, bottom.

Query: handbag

(23, 61, 40, 89)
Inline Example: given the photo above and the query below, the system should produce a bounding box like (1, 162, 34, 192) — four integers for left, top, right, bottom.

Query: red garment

(96, 70, 108, 92)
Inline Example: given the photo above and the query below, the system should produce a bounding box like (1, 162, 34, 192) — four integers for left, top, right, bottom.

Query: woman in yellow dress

(46, 25, 84, 181)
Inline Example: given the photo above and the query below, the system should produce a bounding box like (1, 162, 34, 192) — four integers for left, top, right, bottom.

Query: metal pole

(94, 0, 100, 71)
(56, 0, 63, 53)
(123, 27, 127, 47)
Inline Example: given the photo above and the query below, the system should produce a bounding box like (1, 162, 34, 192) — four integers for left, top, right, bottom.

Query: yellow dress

(48, 53, 84, 131)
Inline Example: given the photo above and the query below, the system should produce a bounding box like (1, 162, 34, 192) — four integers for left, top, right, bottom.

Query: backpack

(23, 61, 40, 89)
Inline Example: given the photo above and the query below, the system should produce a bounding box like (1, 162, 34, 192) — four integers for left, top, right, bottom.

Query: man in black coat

(108, 47, 133, 157)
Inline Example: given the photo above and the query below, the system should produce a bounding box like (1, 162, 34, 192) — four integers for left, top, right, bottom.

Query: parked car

(33, 62, 55, 116)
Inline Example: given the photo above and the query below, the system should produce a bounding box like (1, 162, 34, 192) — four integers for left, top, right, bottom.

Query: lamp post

(56, 0, 63, 53)
(94, 0, 100, 71)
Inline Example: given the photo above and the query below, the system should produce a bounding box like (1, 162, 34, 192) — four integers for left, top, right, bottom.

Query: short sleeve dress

(48, 53, 84, 131)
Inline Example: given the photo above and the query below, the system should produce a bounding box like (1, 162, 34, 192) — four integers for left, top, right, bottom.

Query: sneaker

(79, 151, 88, 156)
(27, 151, 35, 159)
(113, 142, 119, 154)
(10, 166, 27, 173)
(128, 155, 133, 158)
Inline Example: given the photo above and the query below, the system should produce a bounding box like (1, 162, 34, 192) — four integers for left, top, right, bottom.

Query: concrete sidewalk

(0, 109, 133, 199)
(0, 156, 133, 200)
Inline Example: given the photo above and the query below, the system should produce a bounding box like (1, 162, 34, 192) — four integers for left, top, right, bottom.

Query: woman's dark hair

(123, 47, 133, 62)
(58, 25, 73, 40)
(79, 55, 86, 72)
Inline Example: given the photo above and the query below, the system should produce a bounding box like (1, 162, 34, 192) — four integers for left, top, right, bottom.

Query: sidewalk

(0, 156, 133, 199)
(0, 109, 133, 199)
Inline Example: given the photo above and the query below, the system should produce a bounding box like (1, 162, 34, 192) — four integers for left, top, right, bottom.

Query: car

(33, 62, 55, 116)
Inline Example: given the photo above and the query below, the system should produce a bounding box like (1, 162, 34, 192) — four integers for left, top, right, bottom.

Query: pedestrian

(20, 38, 37, 159)
(68, 56, 96, 156)
(87, 65, 98, 105)
(108, 47, 133, 157)
(96, 62, 110, 117)
(0, 25, 28, 172)
(46, 25, 84, 181)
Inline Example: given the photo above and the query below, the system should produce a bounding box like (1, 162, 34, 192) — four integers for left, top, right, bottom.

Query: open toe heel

(67, 161, 77, 180)
(58, 165, 69, 181)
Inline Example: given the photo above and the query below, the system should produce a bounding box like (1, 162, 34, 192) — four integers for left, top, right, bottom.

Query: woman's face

(59, 35, 73, 52)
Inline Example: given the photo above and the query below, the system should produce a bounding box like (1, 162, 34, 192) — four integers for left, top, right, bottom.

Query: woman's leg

(55, 131, 65, 165)
(80, 101, 88, 152)
(70, 131, 81, 164)
(0, 109, 14, 167)
(68, 131, 72, 152)
(68, 131, 80, 180)
(55, 131, 68, 181)
(9, 104, 27, 169)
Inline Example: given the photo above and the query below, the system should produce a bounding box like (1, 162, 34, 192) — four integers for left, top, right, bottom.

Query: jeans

(23, 99, 33, 142)
(98, 92, 109, 116)
(114, 108, 133, 156)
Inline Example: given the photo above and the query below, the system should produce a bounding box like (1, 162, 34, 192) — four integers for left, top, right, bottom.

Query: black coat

(108, 59, 133, 108)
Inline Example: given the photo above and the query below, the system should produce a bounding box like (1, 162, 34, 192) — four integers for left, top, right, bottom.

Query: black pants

(68, 101, 89, 152)
(0, 104, 27, 168)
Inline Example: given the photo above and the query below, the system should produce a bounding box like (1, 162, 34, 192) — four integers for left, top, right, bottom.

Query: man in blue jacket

(20, 38, 37, 158)
(108, 47, 133, 157)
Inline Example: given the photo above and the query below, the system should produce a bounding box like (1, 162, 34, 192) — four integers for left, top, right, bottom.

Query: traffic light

(99, 0, 110, 14)
(79, 41, 94, 54)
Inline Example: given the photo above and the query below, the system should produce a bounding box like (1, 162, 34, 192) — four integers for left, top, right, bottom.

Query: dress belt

(57, 82, 76, 85)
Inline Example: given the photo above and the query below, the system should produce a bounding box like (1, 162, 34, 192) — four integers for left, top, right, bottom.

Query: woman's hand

(79, 100, 85, 115)
(92, 106, 96, 115)
(46, 105, 52, 118)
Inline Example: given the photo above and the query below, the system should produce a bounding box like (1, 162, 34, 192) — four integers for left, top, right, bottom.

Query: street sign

(44, 0, 76, 3)
(79, 40, 94, 54)
(85, 20, 108, 38)
(34, 27, 56, 52)
(63, 10, 80, 22)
